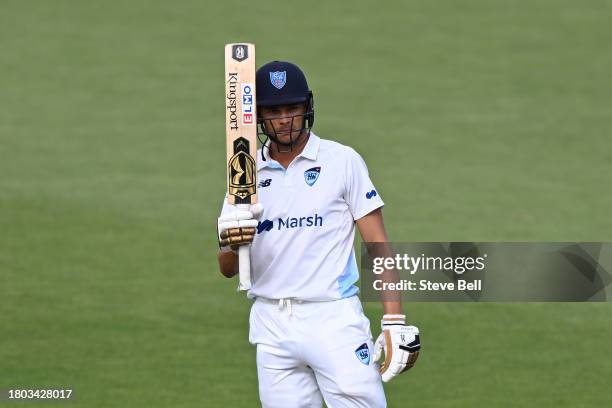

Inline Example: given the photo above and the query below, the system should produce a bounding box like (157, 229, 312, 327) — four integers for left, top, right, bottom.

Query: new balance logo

(366, 190, 377, 199)
(258, 179, 272, 188)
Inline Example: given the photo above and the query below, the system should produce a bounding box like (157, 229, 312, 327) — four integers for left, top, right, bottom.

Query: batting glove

(373, 314, 421, 382)
(217, 203, 263, 253)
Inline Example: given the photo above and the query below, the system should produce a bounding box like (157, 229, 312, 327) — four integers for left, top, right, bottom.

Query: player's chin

(275, 131, 294, 144)
(271, 129, 305, 146)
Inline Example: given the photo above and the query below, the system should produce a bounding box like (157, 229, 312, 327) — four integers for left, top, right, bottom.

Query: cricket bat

(224, 43, 257, 291)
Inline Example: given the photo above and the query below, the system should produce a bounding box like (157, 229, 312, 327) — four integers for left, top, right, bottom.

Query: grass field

(1, 1, 611, 407)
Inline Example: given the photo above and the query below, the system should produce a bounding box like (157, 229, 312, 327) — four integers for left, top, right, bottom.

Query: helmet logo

(269, 71, 287, 90)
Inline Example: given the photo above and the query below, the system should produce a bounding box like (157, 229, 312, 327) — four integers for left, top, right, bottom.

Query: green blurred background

(1, 0, 611, 406)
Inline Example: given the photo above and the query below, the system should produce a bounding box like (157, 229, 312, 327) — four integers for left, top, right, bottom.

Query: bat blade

(224, 43, 257, 291)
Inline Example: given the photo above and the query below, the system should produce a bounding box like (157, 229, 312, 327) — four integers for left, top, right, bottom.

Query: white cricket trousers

(249, 296, 386, 408)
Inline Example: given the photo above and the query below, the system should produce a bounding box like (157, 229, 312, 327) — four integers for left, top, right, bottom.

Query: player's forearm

(363, 244, 403, 315)
(379, 265, 403, 314)
(363, 242, 403, 315)
(356, 210, 404, 315)
(382, 298, 402, 314)
(217, 250, 239, 278)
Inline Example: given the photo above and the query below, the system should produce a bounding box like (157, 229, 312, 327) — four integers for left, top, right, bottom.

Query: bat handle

(236, 203, 252, 291)
(238, 244, 252, 291)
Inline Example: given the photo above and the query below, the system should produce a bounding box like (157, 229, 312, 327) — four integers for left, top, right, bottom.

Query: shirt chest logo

(304, 167, 321, 186)
(258, 178, 272, 188)
(256, 214, 323, 234)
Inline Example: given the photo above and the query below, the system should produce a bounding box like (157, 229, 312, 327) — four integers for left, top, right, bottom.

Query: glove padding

(217, 203, 263, 252)
(373, 314, 421, 383)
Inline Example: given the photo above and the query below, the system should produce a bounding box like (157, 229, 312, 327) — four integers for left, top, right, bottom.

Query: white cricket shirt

(221, 133, 384, 301)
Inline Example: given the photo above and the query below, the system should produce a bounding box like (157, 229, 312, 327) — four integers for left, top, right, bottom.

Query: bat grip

(238, 244, 252, 291)
(236, 203, 252, 291)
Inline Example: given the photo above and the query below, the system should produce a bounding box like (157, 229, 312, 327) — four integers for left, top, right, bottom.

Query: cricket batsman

(217, 60, 421, 407)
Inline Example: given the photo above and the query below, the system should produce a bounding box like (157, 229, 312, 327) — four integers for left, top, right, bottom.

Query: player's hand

(217, 203, 264, 253)
(373, 314, 421, 382)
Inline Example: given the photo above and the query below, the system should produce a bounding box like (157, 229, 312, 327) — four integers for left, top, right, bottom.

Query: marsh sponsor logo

(278, 214, 323, 229)
(256, 214, 324, 234)
(257, 219, 274, 234)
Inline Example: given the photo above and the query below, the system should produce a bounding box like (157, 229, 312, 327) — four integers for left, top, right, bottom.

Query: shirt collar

(260, 132, 320, 168)
(298, 132, 320, 161)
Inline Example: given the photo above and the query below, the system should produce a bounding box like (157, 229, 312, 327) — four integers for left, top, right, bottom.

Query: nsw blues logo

(304, 167, 321, 186)
(269, 71, 287, 90)
(355, 343, 370, 365)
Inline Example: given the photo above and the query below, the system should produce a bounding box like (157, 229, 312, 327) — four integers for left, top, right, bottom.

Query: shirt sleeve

(344, 147, 384, 220)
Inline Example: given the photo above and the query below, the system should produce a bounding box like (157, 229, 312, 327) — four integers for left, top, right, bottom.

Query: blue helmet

(256, 60, 313, 107)
(256, 61, 315, 152)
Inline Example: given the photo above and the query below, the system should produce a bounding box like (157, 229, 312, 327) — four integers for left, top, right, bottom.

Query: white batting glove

(373, 314, 421, 382)
(217, 203, 264, 253)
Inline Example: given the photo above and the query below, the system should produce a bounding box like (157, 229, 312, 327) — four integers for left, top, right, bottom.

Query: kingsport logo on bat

(257, 214, 323, 234)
